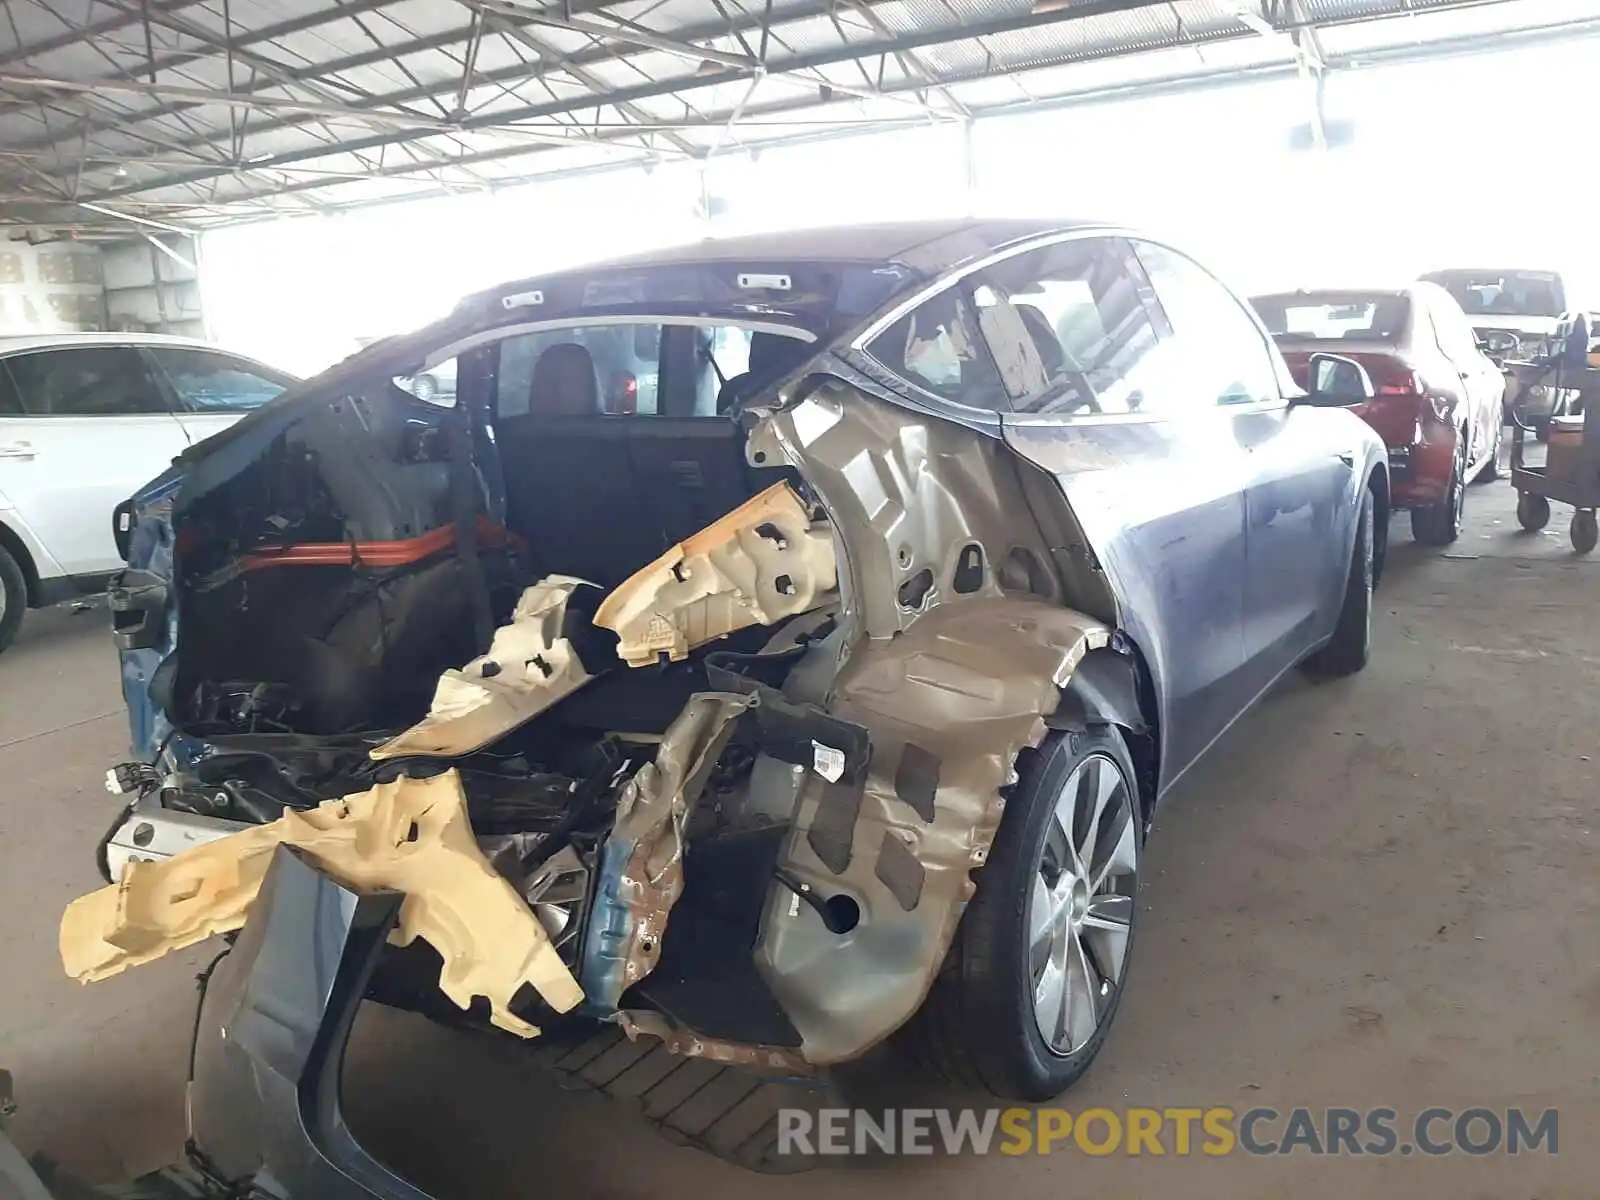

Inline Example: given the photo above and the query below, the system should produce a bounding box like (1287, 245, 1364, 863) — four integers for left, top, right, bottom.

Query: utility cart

(1507, 358, 1600, 552)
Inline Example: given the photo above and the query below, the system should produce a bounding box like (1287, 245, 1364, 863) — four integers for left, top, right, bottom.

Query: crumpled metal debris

(60, 771, 583, 1037)
(595, 481, 836, 667)
(372, 575, 598, 760)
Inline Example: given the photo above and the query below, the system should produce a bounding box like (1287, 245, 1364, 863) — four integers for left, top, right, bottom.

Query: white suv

(0, 332, 295, 651)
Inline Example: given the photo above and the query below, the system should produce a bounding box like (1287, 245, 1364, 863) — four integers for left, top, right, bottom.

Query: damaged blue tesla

(70, 220, 1386, 1194)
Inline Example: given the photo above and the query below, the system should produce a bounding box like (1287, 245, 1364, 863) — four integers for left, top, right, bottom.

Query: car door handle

(0, 441, 36, 460)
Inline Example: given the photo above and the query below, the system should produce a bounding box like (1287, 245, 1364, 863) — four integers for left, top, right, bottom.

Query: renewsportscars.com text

(777, 1106, 1558, 1158)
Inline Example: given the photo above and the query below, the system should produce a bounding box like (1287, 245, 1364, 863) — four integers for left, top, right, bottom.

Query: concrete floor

(2, 469, 1596, 1199)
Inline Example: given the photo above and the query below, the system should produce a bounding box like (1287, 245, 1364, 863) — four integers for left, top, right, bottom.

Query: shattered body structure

(71, 388, 1109, 1068)
(81, 221, 1381, 1191)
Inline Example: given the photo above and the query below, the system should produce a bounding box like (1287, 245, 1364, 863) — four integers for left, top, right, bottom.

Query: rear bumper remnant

(62, 771, 582, 1036)
(187, 844, 435, 1198)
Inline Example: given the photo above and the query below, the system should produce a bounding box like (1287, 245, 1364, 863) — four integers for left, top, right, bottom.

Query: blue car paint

(577, 835, 638, 1013)
(1001, 401, 1381, 797)
(118, 469, 181, 762)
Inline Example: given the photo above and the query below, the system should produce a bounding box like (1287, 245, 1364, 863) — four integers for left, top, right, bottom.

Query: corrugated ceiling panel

(2, 0, 1593, 228)
(1317, 0, 1600, 55)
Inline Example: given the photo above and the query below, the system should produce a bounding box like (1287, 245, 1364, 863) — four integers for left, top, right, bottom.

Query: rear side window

(969, 236, 1163, 416)
(3, 346, 171, 415)
(496, 324, 665, 418)
(145, 346, 294, 413)
(493, 322, 809, 419)
(1134, 242, 1280, 408)
(393, 357, 459, 407)
(1251, 293, 1409, 343)
(864, 286, 1008, 411)
(0, 364, 22, 415)
(1420, 270, 1564, 319)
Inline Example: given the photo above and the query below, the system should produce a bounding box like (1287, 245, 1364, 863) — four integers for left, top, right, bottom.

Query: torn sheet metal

(616, 1010, 811, 1073)
(745, 385, 1113, 1065)
(60, 771, 583, 1037)
(579, 692, 752, 1008)
(372, 576, 598, 761)
(756, 600, 1109, 1064)
(594, 482, 836, 668)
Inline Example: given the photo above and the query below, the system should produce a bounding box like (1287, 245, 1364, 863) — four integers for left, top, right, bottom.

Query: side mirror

(1303, 352, 1375, 406)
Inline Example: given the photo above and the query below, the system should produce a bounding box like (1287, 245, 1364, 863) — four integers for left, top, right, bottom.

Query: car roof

(456, 218, 1108, 323)
(1252, 287, 1411, 299)
(0, 331, 224, 357)
(468, 218, 1106, 308)
(1419, 268, 1564, 286)
(586, 218, 1085, 269)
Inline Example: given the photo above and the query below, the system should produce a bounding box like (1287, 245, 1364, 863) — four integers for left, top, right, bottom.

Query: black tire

(0, 545, 25, 653)
(901, 727, 1142, 1101)
(1516, 492, 1551, 532)
(1411, 431, 1466, 546)
(1304, 489, 1373, 678)
(1571, 510, 1598, 555)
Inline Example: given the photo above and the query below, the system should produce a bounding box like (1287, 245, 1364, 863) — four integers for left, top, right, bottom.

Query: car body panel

(997, 415, 1246, 784)
(188, 845, 432, 1198)
(0, 413, 189, 577)
(0, 504, 65, 589)
(0, 335, 293, 586)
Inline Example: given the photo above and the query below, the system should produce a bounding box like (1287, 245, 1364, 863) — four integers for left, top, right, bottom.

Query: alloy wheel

(1027, 752, 1139, 1056)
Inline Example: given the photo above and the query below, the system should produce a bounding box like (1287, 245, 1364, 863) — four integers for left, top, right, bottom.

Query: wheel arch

(1366, 463, 1390, 587)
(0, 518, 41, 607)
(1048, 640, 1161, 827)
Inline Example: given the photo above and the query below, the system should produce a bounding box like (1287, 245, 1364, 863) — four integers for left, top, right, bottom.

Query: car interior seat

(527, 343, 601, 415)
(1013, 303, 1067, 377)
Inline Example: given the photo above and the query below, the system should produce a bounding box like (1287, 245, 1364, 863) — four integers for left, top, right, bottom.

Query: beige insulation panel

(60, 772, 583, 1037)
(595, 481, 836, 667)
(373, 575, 595, 760)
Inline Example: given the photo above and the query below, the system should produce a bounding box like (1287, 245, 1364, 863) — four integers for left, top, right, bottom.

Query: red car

(1251, 284, 1505, 544)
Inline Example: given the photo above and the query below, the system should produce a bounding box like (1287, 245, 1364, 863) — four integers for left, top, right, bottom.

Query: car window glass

(708, 326, 751, 380)
(146, 346, 294, 413)
(496, 326, 663, 417)
(864, 286, 1008, 411)
(3, 345, 171, 416)
(492, 323, 809, 419)
(970, 237, 1163, 416)
(393, 355, 460, 408)
(1250, 293, 1409, 343)
(0, 363, 23, 415)
(1135, 241, 1281, 408)
(1420, 270, 1564, 318)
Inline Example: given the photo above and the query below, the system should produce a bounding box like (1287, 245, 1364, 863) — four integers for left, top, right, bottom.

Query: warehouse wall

(102, 236, 204, 338)
(0, 239, 106, 333)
